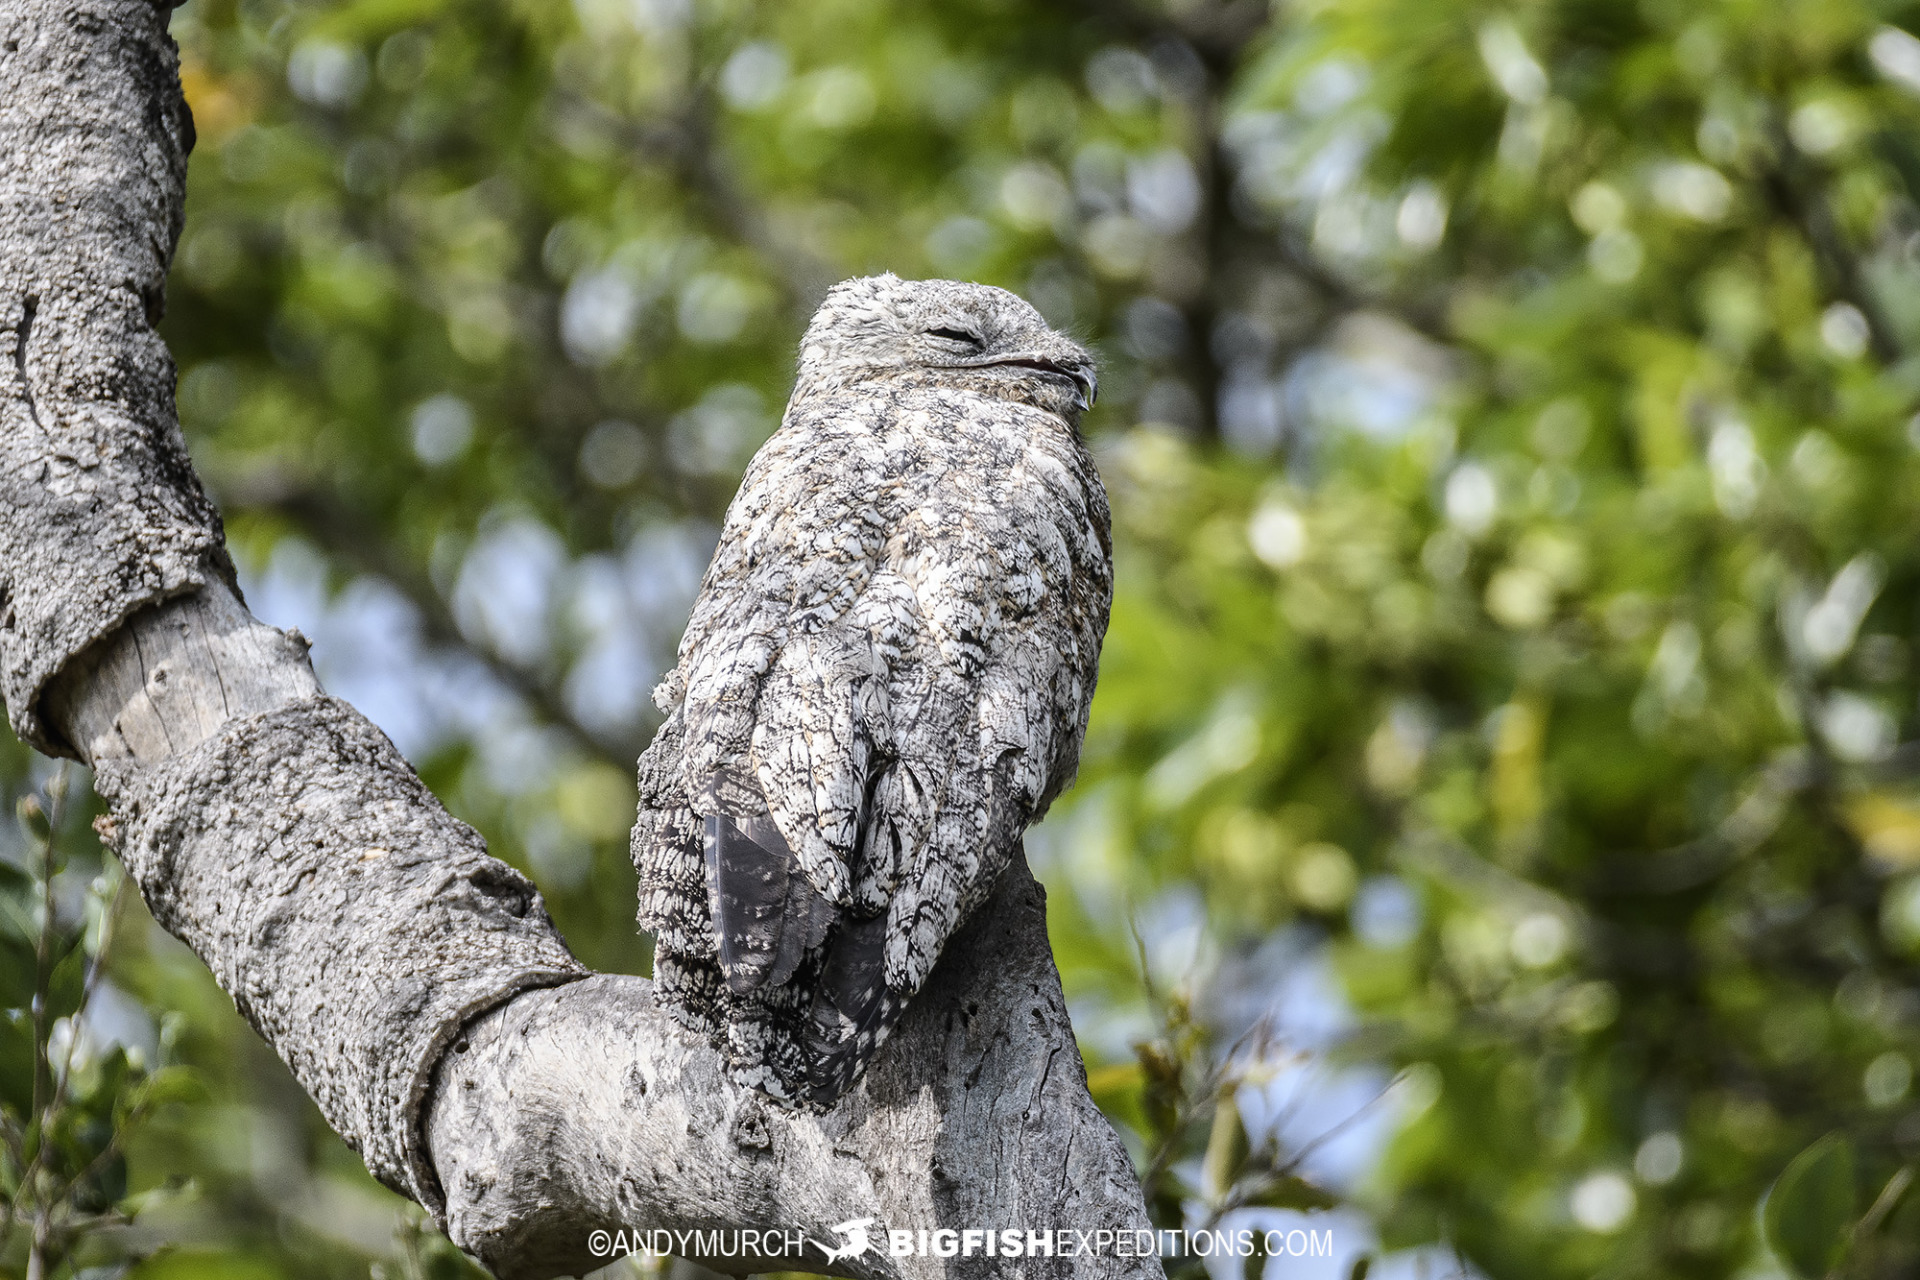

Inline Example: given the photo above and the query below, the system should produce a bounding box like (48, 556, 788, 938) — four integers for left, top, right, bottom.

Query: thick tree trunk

(0, 3, 1161, 1277)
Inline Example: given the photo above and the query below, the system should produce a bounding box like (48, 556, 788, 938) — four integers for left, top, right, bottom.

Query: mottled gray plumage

(632, 274, 1112, 1106)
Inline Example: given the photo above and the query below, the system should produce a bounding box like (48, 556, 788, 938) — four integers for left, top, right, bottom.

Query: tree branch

(430, 856, 1149, 1279)
(1, 3, 1159, 1277)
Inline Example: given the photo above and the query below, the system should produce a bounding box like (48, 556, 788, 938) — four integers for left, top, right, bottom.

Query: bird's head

(796, 274, 1098, 421)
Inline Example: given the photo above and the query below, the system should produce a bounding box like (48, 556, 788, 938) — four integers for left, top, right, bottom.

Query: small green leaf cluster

(0, 771, 199, 1278)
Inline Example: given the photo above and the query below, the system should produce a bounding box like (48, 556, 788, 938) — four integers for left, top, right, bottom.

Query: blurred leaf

(1843, 791, 1920, 869)
(0, 1008, 31, 1115)
(0, 933, 33, 1008)
(1763, 1133, 1857, 1280)
(0, 862, 34, 946)
(1243, 1173, 1341, 1213)
(1086, 1059, 1146, 1138)
(80, 1154, 130, 1213)
(1137, 1038, 1185, 1138)
(70, 1046, 133, 1123)
(46, 944, 86, 1023)
(16, 794, 48, 841)
(1086, 1060, 1144, 1100)
(127, 1065, 208, 1117)
(1202, 1089, 1250, 1201)
(554, 763, 637, 841)
(128, 1250, 283, 1280)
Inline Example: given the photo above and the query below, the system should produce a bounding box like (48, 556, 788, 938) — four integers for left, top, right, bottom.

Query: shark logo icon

(820, 1217, 877, 1263)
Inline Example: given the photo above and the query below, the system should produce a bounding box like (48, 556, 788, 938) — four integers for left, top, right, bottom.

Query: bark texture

(92, 694, 587, 1210)
(0, 2, 1161, 1277)
(431, 861, 1151, 1280)
(0, 0, 227, 759)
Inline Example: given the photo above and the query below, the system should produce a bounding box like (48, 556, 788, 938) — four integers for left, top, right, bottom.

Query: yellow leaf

(1844, 792, 1920, 868)
(556, 763, 637, 841)
(179, 60, 250, 143)
(1085, 1061, 1144, 1100)
(1203, 1090, 1250, 1200)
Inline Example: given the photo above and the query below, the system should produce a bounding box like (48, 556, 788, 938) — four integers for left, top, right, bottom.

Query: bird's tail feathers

(802, 912, 900, 1106)
(702, 806, 833, 994)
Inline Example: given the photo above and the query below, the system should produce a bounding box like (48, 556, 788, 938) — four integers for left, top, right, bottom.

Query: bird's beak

(975, 347, 1098, 413)
(1024, 354, 1098, 412)
(1069, 364, 1098, 412)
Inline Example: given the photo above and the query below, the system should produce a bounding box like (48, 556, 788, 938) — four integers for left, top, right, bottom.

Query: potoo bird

(633, 274, 1112, 1106)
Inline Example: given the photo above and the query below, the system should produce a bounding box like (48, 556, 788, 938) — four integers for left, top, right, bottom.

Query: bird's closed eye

(925, 326, 983, 347)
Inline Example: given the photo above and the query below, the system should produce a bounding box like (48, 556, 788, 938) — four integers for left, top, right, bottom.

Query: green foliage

(0, 771, 194, 1278)
(1764, 1133, 1857, 1279)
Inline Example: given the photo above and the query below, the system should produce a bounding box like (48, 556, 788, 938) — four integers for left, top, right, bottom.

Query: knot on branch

(91, 694, 587, 1214)
(731, 1097, 774, 1153)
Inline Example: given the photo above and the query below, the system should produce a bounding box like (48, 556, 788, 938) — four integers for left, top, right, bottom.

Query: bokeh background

(6, 0, 1920, 1276)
